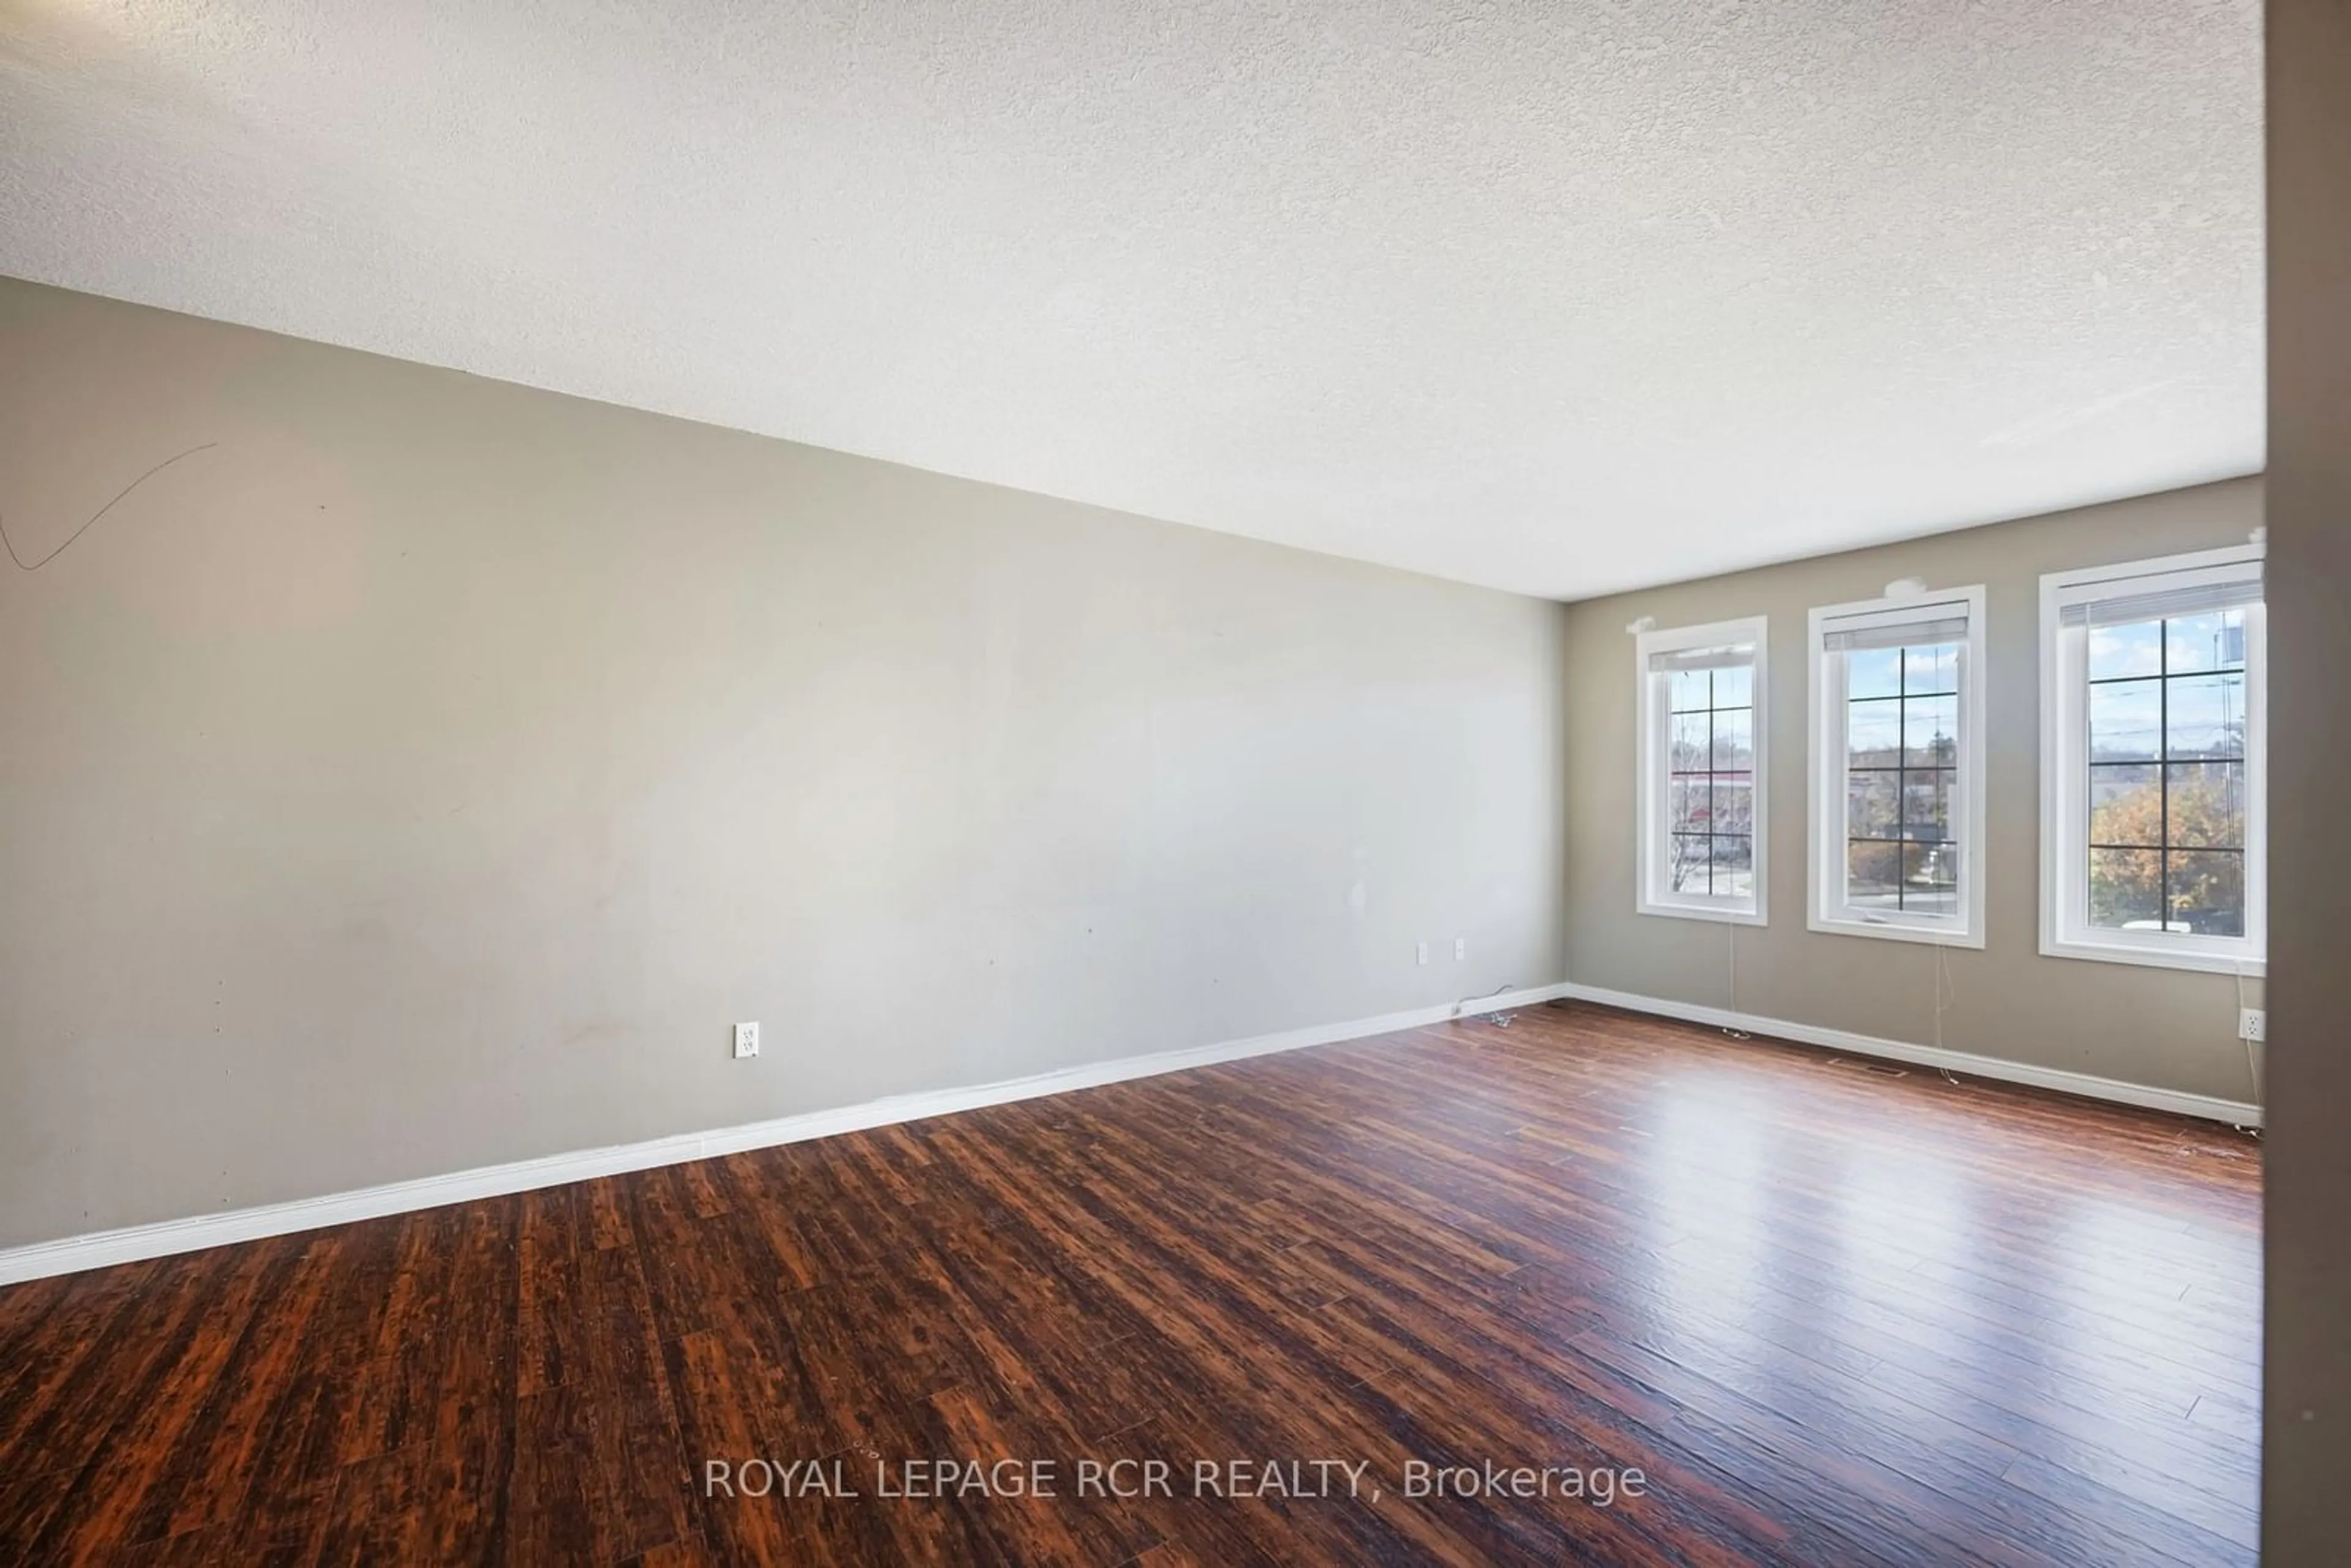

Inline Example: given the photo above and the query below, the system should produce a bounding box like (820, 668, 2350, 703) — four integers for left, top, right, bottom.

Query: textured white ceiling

(0, 0, 2263, 599)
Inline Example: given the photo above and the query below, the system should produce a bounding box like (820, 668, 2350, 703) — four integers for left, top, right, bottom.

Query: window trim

(1805, 585, 1988, 948)
(2038, 543, 2267, 976)
(1635, 615, 1769, 926)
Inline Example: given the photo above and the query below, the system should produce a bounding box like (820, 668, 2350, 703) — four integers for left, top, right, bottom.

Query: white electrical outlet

(733, 1021, 760, 1059)
(1415, 942, 1428, 966)
(1455, 937, 1468, 961)
(2238, 1008, 2265, 1043)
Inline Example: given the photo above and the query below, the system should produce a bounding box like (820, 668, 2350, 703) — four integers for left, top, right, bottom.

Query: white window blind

(2055, 561, 2263, 629)
(1818, 601, 1973, 652)
(1644, 640, 1758, 673)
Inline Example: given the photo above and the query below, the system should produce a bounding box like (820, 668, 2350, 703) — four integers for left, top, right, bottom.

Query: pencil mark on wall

(0, 442, 219, 572)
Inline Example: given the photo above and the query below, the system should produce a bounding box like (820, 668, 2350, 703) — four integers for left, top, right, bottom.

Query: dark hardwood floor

(0, 1002, 2262, 1566)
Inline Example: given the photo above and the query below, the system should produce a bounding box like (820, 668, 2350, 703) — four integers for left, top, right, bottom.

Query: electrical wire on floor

(1456, 983, 1519, 1027)
(2233, 961, 2264, 1141)
(1930, 941, 1961, 1086)
(1720, 921, 1751, 1040)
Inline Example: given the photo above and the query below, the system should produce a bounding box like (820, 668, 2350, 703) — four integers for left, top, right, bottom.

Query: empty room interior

(3, 2, 2349, 1565)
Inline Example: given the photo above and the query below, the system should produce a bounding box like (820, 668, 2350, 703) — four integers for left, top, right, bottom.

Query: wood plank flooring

(0, 1002, 2262, 1565)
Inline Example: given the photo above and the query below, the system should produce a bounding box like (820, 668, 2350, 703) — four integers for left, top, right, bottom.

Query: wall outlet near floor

(1415, 942, 1428, 966)
(1455, 937, 1468, 960)
(733, 1021, 760, 1059)
(2238, 1008, 2266, 1044)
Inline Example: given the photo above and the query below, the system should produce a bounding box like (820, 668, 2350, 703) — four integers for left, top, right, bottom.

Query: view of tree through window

(2085, 610, 2248, 936)
(1844, 643, 1959, 916)
(1667, 665, 1754, 899)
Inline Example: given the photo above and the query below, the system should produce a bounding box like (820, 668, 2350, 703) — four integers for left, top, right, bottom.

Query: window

(2040, 545, 2265, 973)
(1637, 617, 1767, 923)
(1807, 587, 1986, 946)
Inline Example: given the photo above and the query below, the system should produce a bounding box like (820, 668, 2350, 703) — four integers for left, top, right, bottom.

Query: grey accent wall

(2263, 0, 2351, 1556)
(0, 278, 1569, 1248)
(1561, 478, 2266, 1103)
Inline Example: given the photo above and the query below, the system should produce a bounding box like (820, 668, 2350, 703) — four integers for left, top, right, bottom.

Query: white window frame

(2039, 544, 2266, 975)
(1806, 586, 1988, 948)
(1635, 616, 1769, 925)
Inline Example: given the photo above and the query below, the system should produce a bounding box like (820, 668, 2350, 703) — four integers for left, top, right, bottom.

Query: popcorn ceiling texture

(0, 0, 2262, 598)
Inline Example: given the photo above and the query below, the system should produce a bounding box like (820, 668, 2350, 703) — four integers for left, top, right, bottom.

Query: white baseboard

(0, 982, 1575, 1286)
(10, 975, 2241, 1286)
(1553, 981, 2265, 1130)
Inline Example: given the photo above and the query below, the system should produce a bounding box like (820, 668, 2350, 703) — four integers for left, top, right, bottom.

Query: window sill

(1638, 898, 1766, 927)
(2040, 936, 2264, 977)
(1807, 913, 1982, 949)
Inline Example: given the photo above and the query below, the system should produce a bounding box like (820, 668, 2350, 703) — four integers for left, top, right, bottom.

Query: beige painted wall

(2262, 0, 2351, 1555)
(1561, 478, 2266, 1104)
(0, 278, 1569, 1248)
